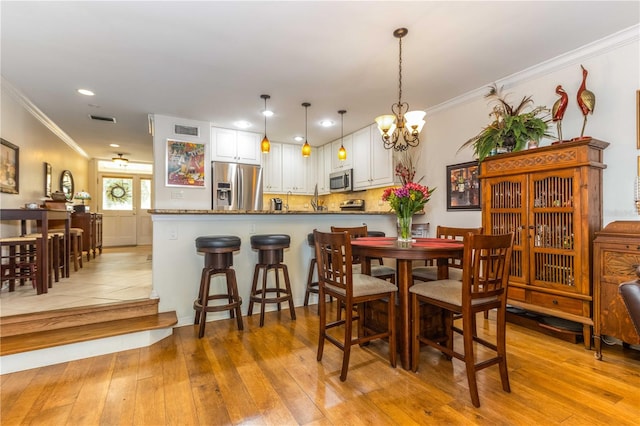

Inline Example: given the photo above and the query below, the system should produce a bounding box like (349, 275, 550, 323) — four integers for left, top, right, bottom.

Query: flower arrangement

(382, 182, 435, 241)
(73, 190, 91, 205)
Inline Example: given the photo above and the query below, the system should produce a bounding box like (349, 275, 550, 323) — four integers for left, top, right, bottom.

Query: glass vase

(397, 214, 413, 242)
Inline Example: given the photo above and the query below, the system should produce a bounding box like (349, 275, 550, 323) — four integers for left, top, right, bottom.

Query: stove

(339, 199, 365, 211)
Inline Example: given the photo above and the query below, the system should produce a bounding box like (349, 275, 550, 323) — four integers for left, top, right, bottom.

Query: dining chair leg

(496, 308, 511, 393)
(317, 287, 327, 362)
(340, 302, 354, 381)
(463, 315, 480, 408)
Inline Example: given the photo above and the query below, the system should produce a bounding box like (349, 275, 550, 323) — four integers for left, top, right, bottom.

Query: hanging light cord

(305, 104, 308, 142)
(398, 34, 403, 108)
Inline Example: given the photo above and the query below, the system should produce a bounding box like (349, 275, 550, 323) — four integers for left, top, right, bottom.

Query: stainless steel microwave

(329, 169, 353, 193)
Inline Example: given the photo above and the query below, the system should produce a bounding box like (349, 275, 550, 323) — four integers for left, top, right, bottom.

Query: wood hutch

(479, 138, 609, 348)
(71, 212, 103, 260)
(593, 221, 640, 359)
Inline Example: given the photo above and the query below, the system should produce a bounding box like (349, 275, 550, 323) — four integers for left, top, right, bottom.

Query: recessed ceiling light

(294, 136, 304, 142)
(234, 120, 251, 129)
(110, 143, 120, 148)
(77, 89, 95, 96)
(263, 110, 274, 117)
(320, 120, 334, 127)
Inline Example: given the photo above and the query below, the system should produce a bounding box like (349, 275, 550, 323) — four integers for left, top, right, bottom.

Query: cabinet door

(263, 142, 282, 193)
(529, 169, 583, 294)
(483, 174, 528, 287)
(352, 127, 372, 189)
(282, 144, 306, 194)
(331, 134, 353, 171)
(369, 124, 394, 187)
(211, 127, 237, 162)
(236, 131, 262, 165)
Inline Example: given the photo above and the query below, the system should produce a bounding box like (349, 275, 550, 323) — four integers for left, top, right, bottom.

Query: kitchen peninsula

(150, 209, 397, 325)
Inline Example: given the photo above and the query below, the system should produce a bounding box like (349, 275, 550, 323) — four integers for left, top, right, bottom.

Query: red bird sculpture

(552, 85, 568, 141)
(577, 65, 595, 138)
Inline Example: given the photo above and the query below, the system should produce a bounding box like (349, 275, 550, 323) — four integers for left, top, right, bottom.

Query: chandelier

(112, 153, 129, 165)
(375, 27, 426, 151)
(260, 94, 271, 153)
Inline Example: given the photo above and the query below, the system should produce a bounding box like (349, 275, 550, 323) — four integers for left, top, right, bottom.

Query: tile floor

(0, 245, 152, 317)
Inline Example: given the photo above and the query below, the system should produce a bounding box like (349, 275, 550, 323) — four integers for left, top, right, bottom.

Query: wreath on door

(106, 181, 131, 204)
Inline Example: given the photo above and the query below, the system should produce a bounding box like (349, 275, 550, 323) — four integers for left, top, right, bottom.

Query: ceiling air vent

(89, 114, 116, 123)
(174, 124, 199, 137)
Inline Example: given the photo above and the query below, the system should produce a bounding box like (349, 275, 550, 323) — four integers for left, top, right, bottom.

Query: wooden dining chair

(409, 232, 514, 407)
(314, 229, 397, 381)
(330, 225, 396, 282)
(412, 225, 483, 282)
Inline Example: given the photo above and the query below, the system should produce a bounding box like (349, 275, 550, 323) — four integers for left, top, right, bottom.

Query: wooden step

(0, 298, 161, 338)
(0, 311, 177, 356)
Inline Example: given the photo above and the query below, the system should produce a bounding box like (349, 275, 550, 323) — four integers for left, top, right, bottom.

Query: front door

(100, 175, 137, 246)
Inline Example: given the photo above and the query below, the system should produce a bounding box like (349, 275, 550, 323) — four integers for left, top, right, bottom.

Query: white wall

(151, 114, 211, 210)
(0, 81, 89, 235)
(416, 26, 639, 229)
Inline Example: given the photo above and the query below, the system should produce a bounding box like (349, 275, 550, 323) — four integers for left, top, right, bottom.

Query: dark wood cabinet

(593, 221, 640, 359)
(71, 212, 103, 260)
(480, 138, 609, 349)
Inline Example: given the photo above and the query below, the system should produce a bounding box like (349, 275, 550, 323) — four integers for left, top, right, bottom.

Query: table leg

(396, 259, 412, 369)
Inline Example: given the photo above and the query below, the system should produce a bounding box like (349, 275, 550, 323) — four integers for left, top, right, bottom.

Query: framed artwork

(446, 161, 481, 211)
(166, 139, 206, 187)
(60, 169, 74, 201)
(0, 138, 19, 194)
(44, 162, 52, 197)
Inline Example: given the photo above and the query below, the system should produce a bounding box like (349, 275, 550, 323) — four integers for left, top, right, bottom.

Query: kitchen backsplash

(263, 187, 389, 212)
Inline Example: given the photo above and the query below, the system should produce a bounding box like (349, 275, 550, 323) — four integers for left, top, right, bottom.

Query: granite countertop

(149, 209, 394, 215)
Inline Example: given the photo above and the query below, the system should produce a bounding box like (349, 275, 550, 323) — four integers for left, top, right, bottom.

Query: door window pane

(140, 178, 152, 210)
(103, 177, 133, 211)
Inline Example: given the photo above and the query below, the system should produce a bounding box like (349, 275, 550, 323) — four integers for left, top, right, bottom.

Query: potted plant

(460, 84, 552, 162)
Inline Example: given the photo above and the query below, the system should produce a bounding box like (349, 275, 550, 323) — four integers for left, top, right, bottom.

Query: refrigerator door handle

(237, 168, 244, 209)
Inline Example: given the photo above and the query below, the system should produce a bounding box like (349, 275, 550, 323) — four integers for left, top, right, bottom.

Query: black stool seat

(193, 235, 243, 338)
(367, 231, 386, 237)
(248, 234, 296, 326)
(307, 232, 315, 246)
(196, 235, 241, 250)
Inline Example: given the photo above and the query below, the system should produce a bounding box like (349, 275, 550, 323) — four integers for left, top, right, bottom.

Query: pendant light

(338, 110, 347, 161)
(112, 153, 129, 165)
(301, 102, 311, 157)
(260, 94, 271, 153)
(375, 27, 426, 151)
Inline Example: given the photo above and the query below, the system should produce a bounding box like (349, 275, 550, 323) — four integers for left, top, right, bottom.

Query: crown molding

(1, 76, 90, 159)
(427, 24, 640, 116)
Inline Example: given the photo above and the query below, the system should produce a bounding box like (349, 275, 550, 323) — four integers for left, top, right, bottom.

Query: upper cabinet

(352, 124, 394, 190)
(263, 142, 283, 193)
(282, 143, 313, 194)
(211, 127, 261, 165)
(315, 145, 331, 195)
(330, 134, 353, 172)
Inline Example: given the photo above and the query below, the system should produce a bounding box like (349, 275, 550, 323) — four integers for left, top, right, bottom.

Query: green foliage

(460, 84, 552, 162)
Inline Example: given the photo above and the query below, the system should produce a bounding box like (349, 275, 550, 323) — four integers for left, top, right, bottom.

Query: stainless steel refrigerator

(211, 161, 263, 211)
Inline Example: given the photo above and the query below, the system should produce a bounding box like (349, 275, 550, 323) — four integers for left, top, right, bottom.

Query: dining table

(351, 236, 465, 369)
(0, 208, 71, 294)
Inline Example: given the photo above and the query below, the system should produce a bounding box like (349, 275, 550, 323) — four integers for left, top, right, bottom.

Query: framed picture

(44, 162, 52, 197)
(0, 138, 19, 194)
(446, 161, 481, 211)
(166, 139, 206, 187)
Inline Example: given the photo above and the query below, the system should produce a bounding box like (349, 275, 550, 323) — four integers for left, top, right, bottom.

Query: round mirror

(60, 170, 74, 201)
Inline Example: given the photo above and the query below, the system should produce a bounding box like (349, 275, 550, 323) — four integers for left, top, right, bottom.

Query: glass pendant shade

(261, 135, 270, 153)
(375, 114, 397, 136)
(404, 110, 426, 134)
(338, 145, 347, 160)
(301, 141, 311, 157)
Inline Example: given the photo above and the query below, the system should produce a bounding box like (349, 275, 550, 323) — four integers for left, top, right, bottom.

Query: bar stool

(0, 236, 41, 293)
(69, 228, 84, 271)
(304, 232, 333, 309)
(193, 235, 243, 338)
(248, 234, 296, 327)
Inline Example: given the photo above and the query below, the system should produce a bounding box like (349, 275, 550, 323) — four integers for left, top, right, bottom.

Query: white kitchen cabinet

(315, 145, 331, 195)
(263, 142, 282, 193)
(211, 127, 261, 165)
(282, 143, 308, 194)
(352, 124, 394, 190)
(330, 134, 353, 172)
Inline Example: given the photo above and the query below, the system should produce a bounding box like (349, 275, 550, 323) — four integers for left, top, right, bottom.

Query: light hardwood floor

(1, 301, 639, 425)
(0, 246, 152, 317)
